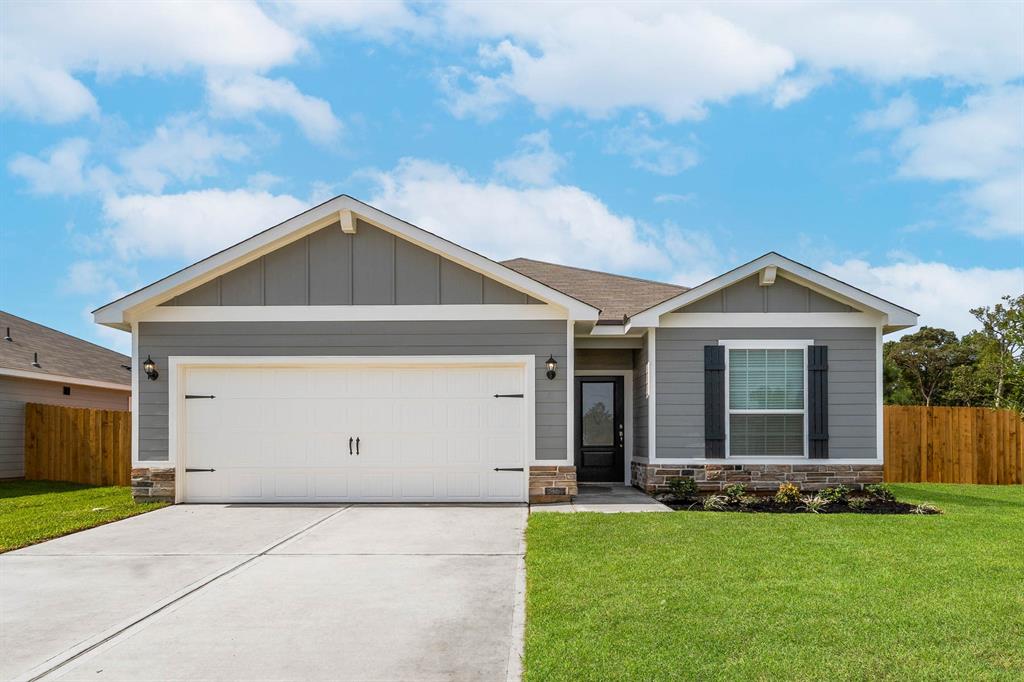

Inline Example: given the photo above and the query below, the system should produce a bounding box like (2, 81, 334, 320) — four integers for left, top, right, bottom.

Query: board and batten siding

(137, 320, 568, 463)
(0, 375, 129, 478)
(656, 327, 877, 459)
(676, 274, 857, 313)
(162, 221, 543, 307)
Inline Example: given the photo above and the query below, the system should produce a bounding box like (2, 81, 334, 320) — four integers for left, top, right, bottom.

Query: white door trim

(574, 369, 633, 485)
(167, 354, 536, 503)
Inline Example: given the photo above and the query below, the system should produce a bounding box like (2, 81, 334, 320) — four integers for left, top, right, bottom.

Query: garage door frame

(167, 355, 536, 503)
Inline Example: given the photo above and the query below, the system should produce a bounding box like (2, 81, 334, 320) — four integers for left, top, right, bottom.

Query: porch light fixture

(545, 355, 558, 380)
(143, 355, 159, 381)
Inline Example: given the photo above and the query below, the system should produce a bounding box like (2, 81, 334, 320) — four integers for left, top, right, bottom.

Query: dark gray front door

(575, 376, 624, 482)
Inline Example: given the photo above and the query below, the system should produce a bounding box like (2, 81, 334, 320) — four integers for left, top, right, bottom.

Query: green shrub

(848, 497, 870, 511)
(819, 485, 851, 503)
(911, 502, 942, 515)
(738, 494, 759, 509)
(774, 482, 802, 504)
(667, 477, 697, 500)
(866, 483, 896, 502)
(702, 494, 728, 511)
(798, 495, 830, 514)
(723, 483, 747, 502)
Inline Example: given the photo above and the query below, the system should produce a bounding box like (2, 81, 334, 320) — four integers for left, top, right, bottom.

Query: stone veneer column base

(131, 467, 176, 503)
(529, 465, 577, 503)
(631, 462, 883, 493)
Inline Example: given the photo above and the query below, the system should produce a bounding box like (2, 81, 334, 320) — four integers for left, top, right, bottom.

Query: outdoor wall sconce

(143, 355, 159, 381)
(545, 355, 558, 380)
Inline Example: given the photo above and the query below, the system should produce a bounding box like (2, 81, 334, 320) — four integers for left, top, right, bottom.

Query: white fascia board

(94, 195, 600, 328)
(630, 252, 918, 328)
(0, 367, 131, 392)
(660, 312, 885, 328)
(137, 304, 568, 323)
(588, 323, 632, 336)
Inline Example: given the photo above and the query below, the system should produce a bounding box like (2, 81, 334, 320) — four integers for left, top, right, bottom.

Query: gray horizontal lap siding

(138, 320, 567, 463)
(655, 327, 877, 460)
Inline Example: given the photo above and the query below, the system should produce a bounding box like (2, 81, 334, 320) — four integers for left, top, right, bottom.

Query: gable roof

(629, 252, 919, 331)
(502, 258, 687, 322)
(0, 310, 131, 389)
(94, 195, 601, 328)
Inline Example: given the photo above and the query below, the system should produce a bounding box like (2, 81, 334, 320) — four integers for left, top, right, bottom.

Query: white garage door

(180, 362, 529, 503)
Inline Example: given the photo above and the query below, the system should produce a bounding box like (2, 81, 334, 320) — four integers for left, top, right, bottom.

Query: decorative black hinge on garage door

(185, 468, 216, 472)
(494, 467, 524, 472)
(184, 394, 216, 399)
(493, 393, 524, 398)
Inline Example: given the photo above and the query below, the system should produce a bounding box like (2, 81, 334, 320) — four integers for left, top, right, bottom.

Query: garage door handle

(494, 467, 524, 472)
(355, 437, 360, 455)
(185, 468, 216, 472)
(349, 437, 353, 455)
(494, 394, 524, 398)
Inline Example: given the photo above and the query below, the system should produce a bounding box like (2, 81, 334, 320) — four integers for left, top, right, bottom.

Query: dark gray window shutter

(808, 345, 829, 458)
(704, 345, 726, 457)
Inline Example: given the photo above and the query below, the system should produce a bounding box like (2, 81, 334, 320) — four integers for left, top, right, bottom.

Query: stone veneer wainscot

(632, 462, 883, 493)
(131, 467, 175, 503)
(529, 465, 578, 503)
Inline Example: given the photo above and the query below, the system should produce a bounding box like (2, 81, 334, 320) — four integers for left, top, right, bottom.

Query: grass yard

(525, 484, 1024, 681)
(0, 480, 167, 552)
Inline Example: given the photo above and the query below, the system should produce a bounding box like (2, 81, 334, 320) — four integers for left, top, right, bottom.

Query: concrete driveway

(1, 504, 527, 681)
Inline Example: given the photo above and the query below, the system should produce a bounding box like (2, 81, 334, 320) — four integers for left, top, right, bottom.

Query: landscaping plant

(819, 485, 851, 503)
(723, 483, 747, 503)
(798, 495, 830, 514)
(667, 476, 698, 500)
(774, 482, 802, 504)
(866, 483, 897, 502)
(702, 494, 729, 511)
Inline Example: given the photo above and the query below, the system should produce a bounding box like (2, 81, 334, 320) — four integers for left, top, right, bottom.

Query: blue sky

(1, 1, 1022, 353)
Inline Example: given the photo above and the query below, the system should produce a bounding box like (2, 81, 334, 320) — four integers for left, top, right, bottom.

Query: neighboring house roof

(0, 310, 131, 389)
(502, 258, 687, 322)
(94, 195, 601, 328)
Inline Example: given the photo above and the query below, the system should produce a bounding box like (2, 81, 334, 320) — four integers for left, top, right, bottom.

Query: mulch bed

(660, 496, 936, 514)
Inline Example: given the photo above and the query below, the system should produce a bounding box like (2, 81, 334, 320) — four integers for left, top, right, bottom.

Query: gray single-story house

(93, 195, 917, 504)
(1, 311, 131, 479)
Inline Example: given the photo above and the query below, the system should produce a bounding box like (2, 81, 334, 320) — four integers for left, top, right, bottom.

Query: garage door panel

(182, 363, 528, 503)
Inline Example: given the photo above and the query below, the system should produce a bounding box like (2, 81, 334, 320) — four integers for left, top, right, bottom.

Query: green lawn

(0, 480, 167, 552)
(525, 484, 1024, 681)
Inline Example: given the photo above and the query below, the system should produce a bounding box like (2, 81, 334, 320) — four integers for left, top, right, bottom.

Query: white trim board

(94, 195, 600, 330)
(575, 369, 634, 485)
(630, 252, 918, 330)
(164, 354, 538, 502)
(659, 312, 884, 328)
(0, 367, 131, 393)
(138, 304, 568, 324)
(650, 458, 883, 466)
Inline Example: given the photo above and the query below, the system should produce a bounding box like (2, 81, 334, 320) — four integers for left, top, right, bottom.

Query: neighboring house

(0, 311, 131, 479)
(93, 196, 918, 504)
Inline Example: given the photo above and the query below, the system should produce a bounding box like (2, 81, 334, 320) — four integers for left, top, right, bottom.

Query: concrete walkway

(1, 504, 527, 682)
(530, 484, 672, 513)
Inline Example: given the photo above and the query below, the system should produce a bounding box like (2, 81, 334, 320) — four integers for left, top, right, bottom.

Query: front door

(575, 376, 624, 482)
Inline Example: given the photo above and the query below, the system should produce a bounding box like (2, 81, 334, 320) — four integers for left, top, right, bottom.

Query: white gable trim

(94, 195, 600, 329)
(630, 253, 918, 331)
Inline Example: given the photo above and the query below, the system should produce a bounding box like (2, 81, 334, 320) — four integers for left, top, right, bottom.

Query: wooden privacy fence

(24, 403, 131, 486)
(884, 405, 1024, 484)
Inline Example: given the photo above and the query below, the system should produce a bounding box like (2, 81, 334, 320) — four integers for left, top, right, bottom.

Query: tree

(951, 295, 1024, 409)
(884, 327, 968, 406)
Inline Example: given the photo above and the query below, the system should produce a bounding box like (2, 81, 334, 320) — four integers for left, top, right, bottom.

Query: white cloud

(654, 193, 696, 204)
(605, 115, 699, 176)
(367, 157, 679, 273)
(272, 0, 429, 41)
(118, 116, 250, 192)
(102, 188, 308, 261)
(442, 5, 793, 121)
(207, 74, 343, 144)
(1, 0, 304, 122)
(859, 93, 918, 131)
(493, 130, 565, 186)
(440, 2, 1023, 120)
(7, 138, 115, 196)
(61, 260, 130, 298)
(823, 258, 1024, 335)
(894, 86, 1023, 238)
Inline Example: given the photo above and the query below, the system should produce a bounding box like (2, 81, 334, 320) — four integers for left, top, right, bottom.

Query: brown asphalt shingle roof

(0, 311, 131, 387)
(502, 258, 688, 322)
